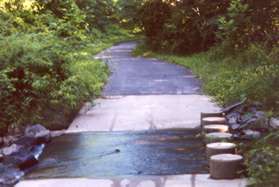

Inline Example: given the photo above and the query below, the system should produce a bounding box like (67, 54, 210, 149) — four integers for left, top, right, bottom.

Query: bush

(138, 0, 278, 54)
(218, 0, 279, 50)
(0, 32, 112, 133)
(139, 0, 229, 54)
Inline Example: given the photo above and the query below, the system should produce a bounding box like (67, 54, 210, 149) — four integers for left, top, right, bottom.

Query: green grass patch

(133, 43, 279, 114)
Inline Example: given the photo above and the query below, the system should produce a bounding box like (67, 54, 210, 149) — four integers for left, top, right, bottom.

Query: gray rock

(240, 111, 269, 130)
(242, 130, 261, 140)
(227, 112, 240, 124)
(5, 144, 44, 170)
(231, 123, 241, 130)
(25, 124, 50, 138)
(270, 118, 279, 129)
(0, 164, 24, 186)
(25, 124, 50, 144)
(1, 144, 21, 156)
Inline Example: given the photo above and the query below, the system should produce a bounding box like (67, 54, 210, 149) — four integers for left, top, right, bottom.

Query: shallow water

(25, 129, 208, 179)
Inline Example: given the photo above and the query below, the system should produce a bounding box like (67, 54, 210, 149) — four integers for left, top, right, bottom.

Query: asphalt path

(96, 42, 201, 96)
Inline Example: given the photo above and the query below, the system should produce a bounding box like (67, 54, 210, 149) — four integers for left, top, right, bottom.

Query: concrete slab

(68, 95, 220, 132)
(16, 175, 247, 187)
(194, 174, 247, 187)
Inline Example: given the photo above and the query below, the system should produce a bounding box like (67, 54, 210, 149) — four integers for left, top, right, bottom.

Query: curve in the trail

(96, 42, 201, 96)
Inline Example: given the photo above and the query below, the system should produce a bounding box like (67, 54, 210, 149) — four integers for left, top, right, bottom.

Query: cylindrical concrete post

(203, 125, 229, 133)
(210, 154, 243, 179)
(205, 132, 233, 143)
(206, 142, 236, 158)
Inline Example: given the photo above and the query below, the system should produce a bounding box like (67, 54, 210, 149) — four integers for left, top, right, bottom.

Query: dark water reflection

(25, 129, 208, 179)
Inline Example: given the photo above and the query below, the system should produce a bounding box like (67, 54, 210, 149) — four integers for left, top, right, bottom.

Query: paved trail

(17, 42, 246, 187)
(101, 42, 200, 95)
(67, 42, 219, 132)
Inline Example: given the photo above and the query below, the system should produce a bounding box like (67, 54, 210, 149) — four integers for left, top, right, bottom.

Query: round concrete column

(210, 154, 243, 179)
(203, 125, 229, 133)
(206, 142, 236, 158)
(205, 132, 233, 143)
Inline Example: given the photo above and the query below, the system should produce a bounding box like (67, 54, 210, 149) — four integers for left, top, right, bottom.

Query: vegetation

(138, 0, 278, 54)
(133, 43, 279, 113)
(0, 0, 134, 133)
(245, 132, 279, 187)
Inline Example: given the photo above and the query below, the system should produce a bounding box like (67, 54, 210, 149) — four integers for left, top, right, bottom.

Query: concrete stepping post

(202, 117, 227, 125)
(203, 124, 229, 133)
(201, 112, 227, 126)
(210, 154, 243, 179)
(200, 113, 228, 136)
(205, 132, 232, 143)
(206, 142, 236, 158)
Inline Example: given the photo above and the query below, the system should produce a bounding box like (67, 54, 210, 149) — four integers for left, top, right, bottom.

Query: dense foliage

(0, 0, 133, 134)
(135, 0, 279, 113)
(138, 0, 278, 54)
(115, 0, 143, 29)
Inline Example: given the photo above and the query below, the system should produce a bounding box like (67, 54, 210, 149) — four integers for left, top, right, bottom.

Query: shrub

(0, 33, 110, 134)
(139, 0, 229, 54)
(0, 0, 135, 134)
(218, 0, 279, 50)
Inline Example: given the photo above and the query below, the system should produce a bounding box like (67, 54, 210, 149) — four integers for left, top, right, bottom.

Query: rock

(25, 124, 50, 144)
(0, 164, 24, 186)
(2, 144, 21, 156)
(6, 144, 45, 170)
(240, 111, 269, 130)
(242, 130, 261, 140)
(115, 149, 120, 153)
(270, 118, 279, 129)
(231, 123, 241, 130)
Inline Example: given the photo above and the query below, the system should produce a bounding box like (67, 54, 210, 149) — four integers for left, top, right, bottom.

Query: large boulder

(4, 144, 45, 170)
(24, 124, 50, 144)
(0, 164, 24, 186)
(1, 144, 21, 156)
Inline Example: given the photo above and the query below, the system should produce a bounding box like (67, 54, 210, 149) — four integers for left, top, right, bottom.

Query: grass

(133, 43, 279, 114)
